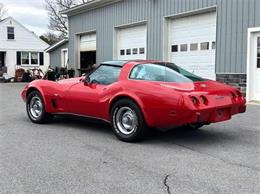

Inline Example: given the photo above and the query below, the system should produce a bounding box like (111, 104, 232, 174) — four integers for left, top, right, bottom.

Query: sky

(0, 0, 49, 36)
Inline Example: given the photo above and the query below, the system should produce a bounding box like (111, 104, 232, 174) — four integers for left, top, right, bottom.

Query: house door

(252, 34, 260, 101)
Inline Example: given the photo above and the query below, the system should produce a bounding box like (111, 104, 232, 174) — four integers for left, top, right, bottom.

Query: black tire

(187, 123, 204, 130)
(111, 99, 148, 142)
(26, 90, 52, 124)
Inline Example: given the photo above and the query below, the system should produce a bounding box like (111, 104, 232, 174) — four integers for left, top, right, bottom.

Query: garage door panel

(80, 34, 96, 52)
(117, 25, 147, 60)
(169, 12, 216, 80)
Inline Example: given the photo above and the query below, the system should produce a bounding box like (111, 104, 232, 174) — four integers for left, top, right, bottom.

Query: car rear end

(181, 83, 246, 126)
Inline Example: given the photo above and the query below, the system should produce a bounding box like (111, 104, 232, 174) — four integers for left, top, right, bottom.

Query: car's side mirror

(84, 76, 91, 86)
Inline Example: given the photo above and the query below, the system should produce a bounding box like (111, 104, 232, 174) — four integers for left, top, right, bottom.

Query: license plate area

(212, 108, 231, 122)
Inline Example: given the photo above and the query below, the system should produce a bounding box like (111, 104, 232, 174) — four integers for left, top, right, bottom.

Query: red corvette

(21, 60, 246, 142)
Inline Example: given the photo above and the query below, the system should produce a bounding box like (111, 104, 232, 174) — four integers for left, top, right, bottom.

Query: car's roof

(102, 60, 160, 67)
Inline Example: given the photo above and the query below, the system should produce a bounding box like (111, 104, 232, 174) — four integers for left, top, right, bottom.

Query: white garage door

(117, 25, 147, 60)
(80, 33, 96, 51)
(169, 12, 217, 80)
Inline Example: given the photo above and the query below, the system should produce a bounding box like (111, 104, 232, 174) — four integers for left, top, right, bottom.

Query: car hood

(58, 77, 81, 84)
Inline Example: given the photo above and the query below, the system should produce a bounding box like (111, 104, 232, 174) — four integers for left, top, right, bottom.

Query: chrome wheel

(115, 107, 138, 135)
(29, 96, 43, 119)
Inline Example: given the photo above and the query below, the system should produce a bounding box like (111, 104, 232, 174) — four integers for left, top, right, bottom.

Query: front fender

(23, 80, 58, 113)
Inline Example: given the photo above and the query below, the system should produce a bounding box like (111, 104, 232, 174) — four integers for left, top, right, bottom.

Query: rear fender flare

(109, 93, 155, 127)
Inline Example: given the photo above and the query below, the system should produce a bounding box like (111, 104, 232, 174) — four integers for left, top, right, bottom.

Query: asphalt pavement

(0, 83, 259, 193)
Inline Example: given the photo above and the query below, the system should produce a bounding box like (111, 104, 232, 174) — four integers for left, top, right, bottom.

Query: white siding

(0, 17, 50, 77)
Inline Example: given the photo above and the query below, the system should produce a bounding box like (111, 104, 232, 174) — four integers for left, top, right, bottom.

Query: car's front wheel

(111, 99, 148, 142)
(26, 91, 52, 124)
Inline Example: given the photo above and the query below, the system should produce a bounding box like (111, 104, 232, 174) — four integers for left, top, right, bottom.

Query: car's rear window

(129, 63, 206, 83)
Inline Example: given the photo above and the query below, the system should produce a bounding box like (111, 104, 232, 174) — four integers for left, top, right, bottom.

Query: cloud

(1, 0, 49, 35)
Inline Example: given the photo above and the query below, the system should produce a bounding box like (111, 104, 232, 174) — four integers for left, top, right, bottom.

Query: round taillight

(236, 90, 242, 98)
(230, 92, 236, 100)
(200, 95, 208, 105)
(190, 96, 199, 106)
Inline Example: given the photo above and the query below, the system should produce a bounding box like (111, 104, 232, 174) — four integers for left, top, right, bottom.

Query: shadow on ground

(42, 115, 236, 146)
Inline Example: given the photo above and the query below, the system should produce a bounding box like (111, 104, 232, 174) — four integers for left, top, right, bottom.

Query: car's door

(66, 64, 122, 118)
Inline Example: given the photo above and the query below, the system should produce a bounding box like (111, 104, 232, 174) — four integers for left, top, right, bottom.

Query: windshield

(129, 62, 206, 83)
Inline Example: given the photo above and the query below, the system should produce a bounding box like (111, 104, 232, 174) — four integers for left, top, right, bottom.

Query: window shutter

(16, 52, 21, 65)
(39, 52, 44, 66)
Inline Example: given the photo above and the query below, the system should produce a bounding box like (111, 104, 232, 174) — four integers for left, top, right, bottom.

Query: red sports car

(21, 60, 246, 142)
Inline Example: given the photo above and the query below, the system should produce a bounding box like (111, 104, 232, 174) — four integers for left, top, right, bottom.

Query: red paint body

(21, 61, 246, 129)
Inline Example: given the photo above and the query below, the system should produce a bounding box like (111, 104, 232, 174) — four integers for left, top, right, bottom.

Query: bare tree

(0, 3, 7, 20)
(40, 31, 61, 45)
(45, 0, 88, 38)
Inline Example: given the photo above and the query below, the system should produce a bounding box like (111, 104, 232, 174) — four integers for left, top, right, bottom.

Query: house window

(7, 27, 15, 40)
(31, 52, 39, 65)
(21, 52, 40, 65)
(21, 52, 29, 65)
(201, 42, 209, 50)
(180, 44, 188, 52)
(190, 43, 198, 51)
(171, 45, 178, 52)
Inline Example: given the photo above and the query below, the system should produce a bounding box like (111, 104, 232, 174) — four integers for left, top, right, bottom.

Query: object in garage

(79, 33, 96, 75)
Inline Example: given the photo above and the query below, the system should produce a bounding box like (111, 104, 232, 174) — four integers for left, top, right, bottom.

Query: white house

(0, 17, 50, 78)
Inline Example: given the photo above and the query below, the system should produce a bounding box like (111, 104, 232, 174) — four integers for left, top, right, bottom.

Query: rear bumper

(147, 101, 246, 129)
(190, 103, 246, 124)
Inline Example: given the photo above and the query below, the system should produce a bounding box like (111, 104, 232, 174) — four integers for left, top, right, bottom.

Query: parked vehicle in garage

(21, 60, 246, 142)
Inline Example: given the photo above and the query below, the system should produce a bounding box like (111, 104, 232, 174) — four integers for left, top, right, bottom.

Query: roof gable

(0, 16, 49, 47)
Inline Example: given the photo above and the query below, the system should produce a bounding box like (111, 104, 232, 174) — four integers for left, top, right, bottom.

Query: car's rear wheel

(26, 91, 52, 124)
(111, 99, 148, 142)
(187, 123, 204, 130)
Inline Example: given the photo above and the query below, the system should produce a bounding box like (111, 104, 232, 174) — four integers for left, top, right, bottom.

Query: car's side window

(89, 65, 121, 85)
(130, 64, 165, 82)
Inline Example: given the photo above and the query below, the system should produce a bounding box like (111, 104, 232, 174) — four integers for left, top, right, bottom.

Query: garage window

(171, 45, 178, 52)
(180, 44, 188, 52)
(126, 49, 131, 55)
(201, 42, 209, 50)
(190, 43, 198, 51)
(120, 49, 125, 56)
(139, 48, 145, 54)
(212, 41, 216, 50)
(133, 48, 138, 55)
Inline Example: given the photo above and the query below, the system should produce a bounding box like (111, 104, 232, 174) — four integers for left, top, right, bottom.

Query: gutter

(60, 0, 121, 16)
